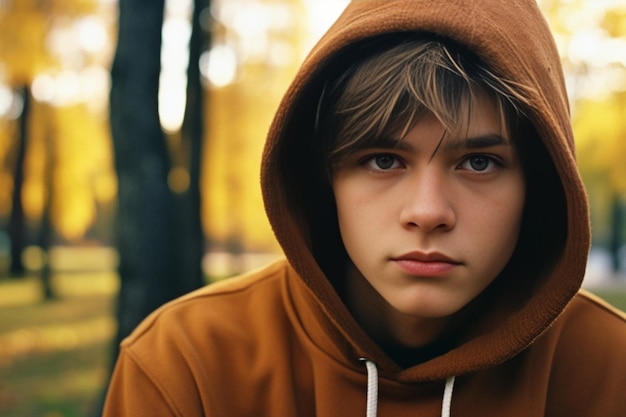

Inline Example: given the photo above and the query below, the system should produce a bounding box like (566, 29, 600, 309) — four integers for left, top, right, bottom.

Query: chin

(390, 297, 466, 320)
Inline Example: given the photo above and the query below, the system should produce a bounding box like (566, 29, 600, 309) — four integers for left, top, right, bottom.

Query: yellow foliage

(0, 0, 100, 84)
(0, 0, 116, 242)
(93, 171, 117, 203)
(0, 120, 17, 217)
(574, 92, 626, 192)
(0, 170, 12, 218)
(203, 82, 280, 250)
(22, 177, 45, 220)
(15, 98, 116, 241)
(536, 0, 586, 37)
(602, 7, 626, 38)
(51, 104, 116, 240)
(203, 0, 309, 251)
(0, 5, 52, 84)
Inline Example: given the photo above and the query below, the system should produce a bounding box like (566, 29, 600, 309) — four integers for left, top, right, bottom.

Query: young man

(103, 1, 626, 416)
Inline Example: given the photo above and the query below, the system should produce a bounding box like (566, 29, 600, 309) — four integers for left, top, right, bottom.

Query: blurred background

(0, 0, 624, 416)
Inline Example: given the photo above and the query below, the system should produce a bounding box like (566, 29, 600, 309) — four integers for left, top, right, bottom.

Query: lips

(391, 251, 460, 277)
(393, 251, 458, 263)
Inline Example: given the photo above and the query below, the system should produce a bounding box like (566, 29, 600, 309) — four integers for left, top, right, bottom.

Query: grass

(0, 269, 624, 417)
(0, 273, 117, 417)
(1, 341, 111, 417)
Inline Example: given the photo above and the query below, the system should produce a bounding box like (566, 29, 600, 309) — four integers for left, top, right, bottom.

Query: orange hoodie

(103, 1, 626, 416)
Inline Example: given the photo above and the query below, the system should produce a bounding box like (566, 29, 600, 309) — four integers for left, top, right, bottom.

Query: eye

(365, 154, 403, 171)
(459, 154, 500, 173)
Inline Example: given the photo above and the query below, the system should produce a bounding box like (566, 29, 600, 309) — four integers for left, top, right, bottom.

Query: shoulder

(540, 290, 626, 414)
(546, 289, 626, 376)
(560, 290, 626, 333)
(550, 289, 626, 349)
(107, 258, 298, 415)
(122, 257, 293, 348)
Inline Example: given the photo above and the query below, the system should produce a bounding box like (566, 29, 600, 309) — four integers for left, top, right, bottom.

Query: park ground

(0, 271, 117, 417)
(0, 248, 625, 417)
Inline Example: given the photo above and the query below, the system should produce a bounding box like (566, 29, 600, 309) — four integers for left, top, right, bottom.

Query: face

(332, 94, 526, 324)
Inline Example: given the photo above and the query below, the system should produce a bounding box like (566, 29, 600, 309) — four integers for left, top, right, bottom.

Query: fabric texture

(103, 1, 626, 416)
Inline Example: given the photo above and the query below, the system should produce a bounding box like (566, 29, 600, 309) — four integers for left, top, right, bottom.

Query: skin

(332, 94, 526, 351)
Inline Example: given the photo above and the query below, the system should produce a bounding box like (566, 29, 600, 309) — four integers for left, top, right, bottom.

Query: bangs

(319, 36, 530, 166)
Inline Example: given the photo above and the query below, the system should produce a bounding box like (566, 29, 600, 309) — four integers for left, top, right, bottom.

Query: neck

(345, 264, 457, 365)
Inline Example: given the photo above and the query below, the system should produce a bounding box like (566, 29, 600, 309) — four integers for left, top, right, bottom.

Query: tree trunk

(109, 0, 180, 355)
(93, 1, 210, 414)
(8, 85, 29, 277)
(177, 0, 211, 289)
(609, 193, 623, 275)
(39, 105, 56, 301)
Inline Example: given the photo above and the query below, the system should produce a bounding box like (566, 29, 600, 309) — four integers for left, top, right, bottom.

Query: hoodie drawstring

(441, 375, 455, 417)
(361, 359, 379, 417)
(360, 359, 456, 417)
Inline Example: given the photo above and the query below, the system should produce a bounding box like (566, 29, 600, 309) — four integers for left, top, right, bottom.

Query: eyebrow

(443, 133, 511, 151)
(362, 133, 511, 153)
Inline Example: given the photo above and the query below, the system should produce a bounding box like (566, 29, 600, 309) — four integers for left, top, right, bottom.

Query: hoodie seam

(121, 345, 186, 417)
(577, 290, 626, 321)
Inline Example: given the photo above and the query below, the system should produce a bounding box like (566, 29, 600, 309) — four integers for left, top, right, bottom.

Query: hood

(260, 0, 590, 381)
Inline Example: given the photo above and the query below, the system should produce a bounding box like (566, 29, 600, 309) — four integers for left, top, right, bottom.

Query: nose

(398, 169, 456, 232)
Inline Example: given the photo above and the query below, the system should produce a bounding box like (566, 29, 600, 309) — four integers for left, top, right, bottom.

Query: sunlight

(200, 44, 238, 87)
(79, 65, 110, 113)
(158, 0, 192, 133)
(0, 84, 11, 117)
(159, 71, 188, 133)
(75, 16, 108, 53)
(55, 70, 81, 105)
(32, 67, 110, 111)
(31, 73, 55, 102)
(303, 0, 349, 49)
(0, 315, 115, 364)
(568, 27, 626, 69)
(201, 0, 303, 89)
(31, 71, 80, 106)
(46, 23, 82, 69)
(0, 83, 22, 119)
(547, 0, 626, 99)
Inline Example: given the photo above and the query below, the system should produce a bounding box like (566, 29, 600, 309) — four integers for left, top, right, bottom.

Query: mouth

(390, 251, 461, 277)
(393, 251, 459, 263)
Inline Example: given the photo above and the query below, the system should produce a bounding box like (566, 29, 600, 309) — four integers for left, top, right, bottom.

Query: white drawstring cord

(360, 358, 379, 417)
(441, 376, 456, 417)
(360, 359, 456, 417)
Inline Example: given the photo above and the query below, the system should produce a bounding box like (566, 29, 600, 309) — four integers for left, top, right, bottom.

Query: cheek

(333, 179, 380, 253)
(333, 181, 353, 238)
(334, 184, 364, 242)
(508, 179, 526, 230)
(464, 177, 525, 254)
(489, 182, 526, 254)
